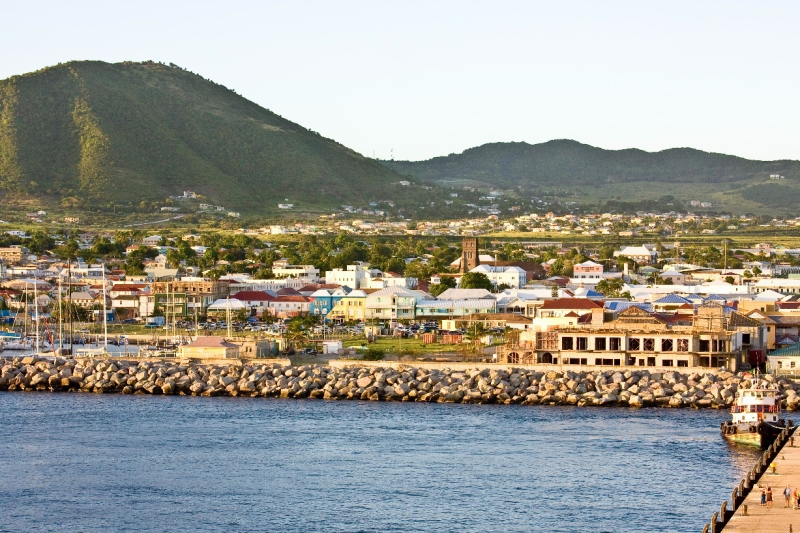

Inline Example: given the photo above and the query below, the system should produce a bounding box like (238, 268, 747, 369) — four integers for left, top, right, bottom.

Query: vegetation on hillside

(382, 139, 800, 210)
(0, 60, 442, 213)
(742, 183, 800, 209)
(383, 139, 800, 187)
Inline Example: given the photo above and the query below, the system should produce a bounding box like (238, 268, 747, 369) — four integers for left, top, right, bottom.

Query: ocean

(0, 394, 759, 532)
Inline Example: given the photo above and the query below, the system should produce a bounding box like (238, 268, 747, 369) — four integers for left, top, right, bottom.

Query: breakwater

(3, 355, 800, 408)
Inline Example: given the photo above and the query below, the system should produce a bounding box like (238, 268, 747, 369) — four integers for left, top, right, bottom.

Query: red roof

(273, 295, 310, 303)
(277, 287, 301, 296)
(111, 284, 146, 292)
(298, 283, 341, 292)
(231, 290, 275, 301)
(540, 298, 603, 310)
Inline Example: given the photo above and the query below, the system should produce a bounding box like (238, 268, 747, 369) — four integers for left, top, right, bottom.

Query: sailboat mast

(227, 298, 232, 339)
(24, 285, 28, 340)
(68, 258, 73, 353)
(58, 269, 63, 353)
(102, 262, 108, 350)
(34, 280, 39, 353)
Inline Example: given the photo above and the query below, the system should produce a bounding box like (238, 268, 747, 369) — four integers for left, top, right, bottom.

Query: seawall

(3, 355, 800, 408)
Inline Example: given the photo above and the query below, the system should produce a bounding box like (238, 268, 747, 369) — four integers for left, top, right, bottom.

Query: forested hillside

(0, 61, 425, 212)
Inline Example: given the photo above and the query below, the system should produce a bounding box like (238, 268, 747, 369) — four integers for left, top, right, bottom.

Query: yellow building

(327, 289, 369, 322)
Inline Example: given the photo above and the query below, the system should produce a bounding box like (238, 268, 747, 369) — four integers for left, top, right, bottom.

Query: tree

(429, 276, 456, 297)
(464, 322, 487, 352)
(55, 239, 80, 261)
(596, 277, 626, 298)
(724, 276, 735, 285)
(459, 272, 493, 291)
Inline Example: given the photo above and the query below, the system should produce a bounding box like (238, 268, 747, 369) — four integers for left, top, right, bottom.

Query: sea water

(0, 394, 760, 532)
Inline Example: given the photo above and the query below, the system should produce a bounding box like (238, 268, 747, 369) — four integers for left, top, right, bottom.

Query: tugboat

(721, 382, 791, 449)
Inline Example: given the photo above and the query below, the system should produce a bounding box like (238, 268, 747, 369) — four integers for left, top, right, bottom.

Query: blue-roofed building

(604, 301, 654, 314)
(652, 294, 693, 312)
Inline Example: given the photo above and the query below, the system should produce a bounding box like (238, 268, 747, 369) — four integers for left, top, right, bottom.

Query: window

(562, 337, 574, 350)
(792, 361, 797, 369)
(661, 339, 673, 352)
(662, 359, 673, 367)
(677, 360, 688, 367)
(576, 337, 588, 350)
(595, 337, 607, 351)
(609, 337, 621, 351)
(647, 357, 656, 366)
(677, 339, 689, 352)
(699, 340, 710, 351)
(628, 338, 640, 351)
(742, 333, 751, 344)
(643, 338, 655, 351)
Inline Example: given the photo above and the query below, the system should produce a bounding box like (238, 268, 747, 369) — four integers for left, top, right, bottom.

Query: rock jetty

(3, 356, 800, 409)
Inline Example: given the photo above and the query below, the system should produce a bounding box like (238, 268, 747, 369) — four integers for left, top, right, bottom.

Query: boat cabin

(731, 388, 780, 425)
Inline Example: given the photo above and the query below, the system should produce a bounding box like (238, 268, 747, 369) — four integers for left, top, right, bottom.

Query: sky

(3, 1, 799, 162)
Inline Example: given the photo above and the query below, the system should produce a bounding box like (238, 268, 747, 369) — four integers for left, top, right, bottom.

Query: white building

(467, 264, 527, 289)
(614, 246, 658, 264)
(325, 263, 372, 289)
(271, 259, 320, 281)
(142, 235, 163, 246)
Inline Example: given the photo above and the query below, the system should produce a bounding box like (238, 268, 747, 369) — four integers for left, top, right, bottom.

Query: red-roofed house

(230, 290, 275, 317)
(268, 295, 311, 318)
(109, 284, 148, 298)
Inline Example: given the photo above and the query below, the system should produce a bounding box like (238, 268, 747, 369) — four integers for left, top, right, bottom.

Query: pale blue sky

(3, 1, 799, 161)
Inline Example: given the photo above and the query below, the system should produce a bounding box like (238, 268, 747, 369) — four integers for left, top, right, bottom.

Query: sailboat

(74, 262, 110, 357)
(4, 282, 35, 351)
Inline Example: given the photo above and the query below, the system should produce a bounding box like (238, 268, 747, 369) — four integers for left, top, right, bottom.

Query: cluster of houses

(7, 233, 800, 373)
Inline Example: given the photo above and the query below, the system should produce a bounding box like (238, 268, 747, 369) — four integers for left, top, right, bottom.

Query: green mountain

(382, 140, 800, 212)
(0, 60, 421, 213)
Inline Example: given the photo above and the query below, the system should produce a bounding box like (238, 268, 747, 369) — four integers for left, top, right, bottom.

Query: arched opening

(541, 352, 553, 364)
(507, 352, 519, 364)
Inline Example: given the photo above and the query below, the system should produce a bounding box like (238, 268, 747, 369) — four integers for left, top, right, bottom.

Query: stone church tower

(460, 237, 479, 273)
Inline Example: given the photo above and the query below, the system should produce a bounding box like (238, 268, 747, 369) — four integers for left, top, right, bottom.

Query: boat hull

(721, 421, 787, 449)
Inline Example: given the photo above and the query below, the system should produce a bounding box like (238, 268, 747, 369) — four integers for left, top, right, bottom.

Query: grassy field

(342, 336, 463, 357)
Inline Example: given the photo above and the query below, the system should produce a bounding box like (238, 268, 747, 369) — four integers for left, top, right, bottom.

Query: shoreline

(4, 355, 800, 409)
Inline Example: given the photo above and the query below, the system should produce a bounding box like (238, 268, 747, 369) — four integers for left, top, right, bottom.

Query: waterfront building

(309, 287, 350, 317)
(502, 303, 765, 371)
(326, 289, 371, 322)
(365, 285, 428, 321)
(151, 279, 230, 317)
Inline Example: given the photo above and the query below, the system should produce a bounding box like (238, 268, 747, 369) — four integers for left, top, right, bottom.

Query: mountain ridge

(382, 138, 800, 187)
(0, 60, 425, 213)
(380, 139, 800, 211)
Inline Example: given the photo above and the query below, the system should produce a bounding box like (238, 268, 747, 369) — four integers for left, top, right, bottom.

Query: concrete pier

(721, 430, 799, 532)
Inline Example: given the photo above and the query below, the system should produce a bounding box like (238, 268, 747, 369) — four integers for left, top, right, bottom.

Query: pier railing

(702, 424, 797, 533)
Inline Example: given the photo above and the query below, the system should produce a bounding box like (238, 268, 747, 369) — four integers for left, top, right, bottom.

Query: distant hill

(0, 60, 423, 213)
(382, 140, 800, 211)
